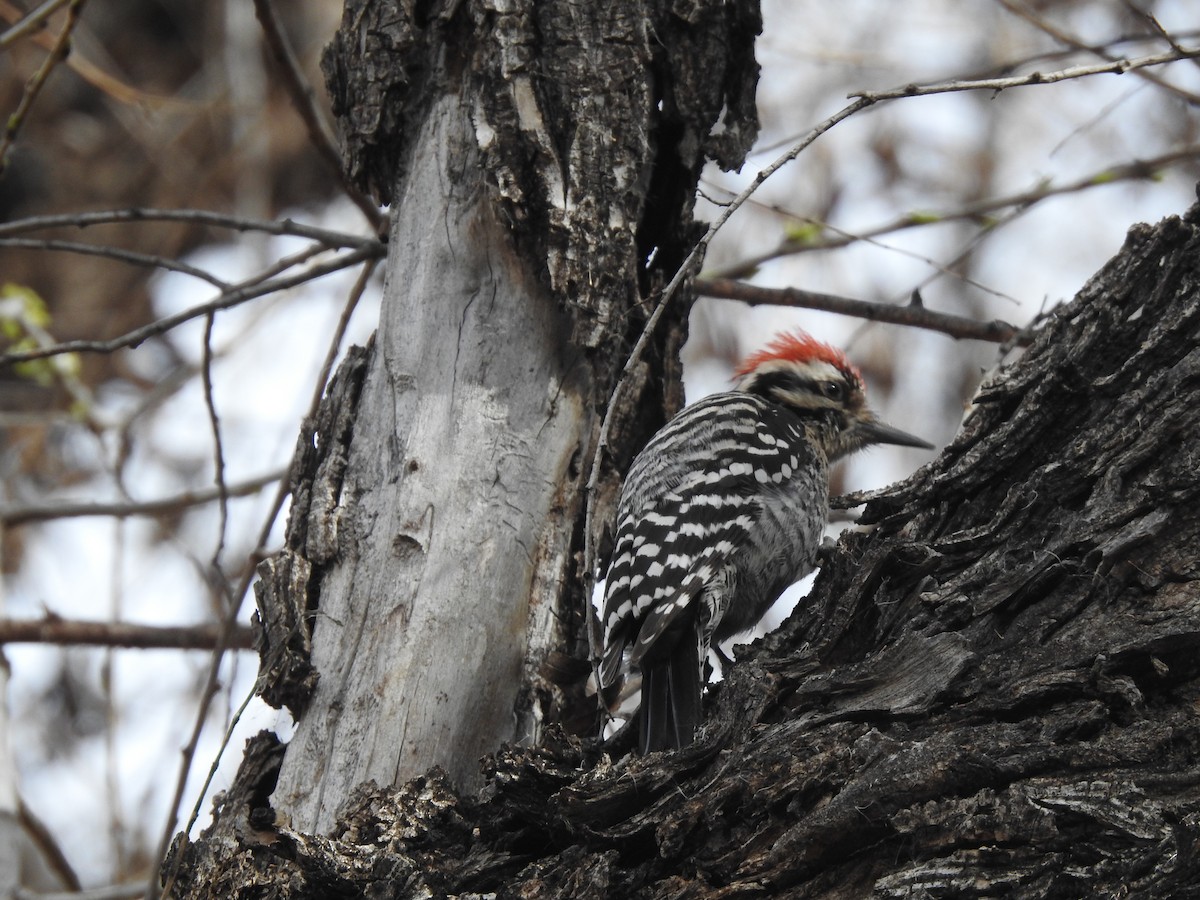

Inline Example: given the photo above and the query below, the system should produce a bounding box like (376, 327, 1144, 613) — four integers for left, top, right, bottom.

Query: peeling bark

(174, 198, 1200, 897)
(253, 343, 372, 717)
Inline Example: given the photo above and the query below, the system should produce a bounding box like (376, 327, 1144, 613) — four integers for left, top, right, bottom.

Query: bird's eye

(820, 381, 844, 401)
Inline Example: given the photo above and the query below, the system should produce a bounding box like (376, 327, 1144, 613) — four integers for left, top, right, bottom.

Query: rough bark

(171, 197, 1200, 897)
(249, 0, 760, 837)
(322, 0, 760, 347)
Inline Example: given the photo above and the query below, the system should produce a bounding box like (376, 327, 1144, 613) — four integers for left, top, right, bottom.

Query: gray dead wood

(266, 93, 586, 827)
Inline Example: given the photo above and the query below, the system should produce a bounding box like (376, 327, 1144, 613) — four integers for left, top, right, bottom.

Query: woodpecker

(598, 330, 931, 753)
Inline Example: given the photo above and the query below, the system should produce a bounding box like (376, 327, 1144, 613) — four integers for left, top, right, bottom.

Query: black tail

(638, 635, 702, 754)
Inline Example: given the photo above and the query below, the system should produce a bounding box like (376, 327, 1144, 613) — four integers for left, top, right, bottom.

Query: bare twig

(851, 45, 1200, 101)
(252, 0, 386, 233)
(0, 469, 284, 526)
(712, 145, 1200, 278)
(695, 278, 1024, 345)
(901, 205, 1027, 307)
(16, 797, 81, 892)
(748, 32, 1200, 159)
(148, 598, 245, 900)
(201, 313, 230, 573)
(303, 256, 380, 430)
(0, 207, 378, 248)
(0, 0, 184, 107)
(0, 0, 71, 46)
(196, 320, 237, 824)
(0, 0, 84, 174)
(0, 243, 384, 365)
(234, 242, 328, 290)
(0, 617, 256, 650)
(997, 0, 1200, 104)
(1122, 2, 1197, 67)
(0, 237, 231, 288)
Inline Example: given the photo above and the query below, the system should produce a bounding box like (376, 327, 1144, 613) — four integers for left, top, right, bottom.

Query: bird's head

(734, 330, 932, 460)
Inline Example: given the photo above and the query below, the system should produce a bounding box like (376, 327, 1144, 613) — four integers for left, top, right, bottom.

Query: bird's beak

(854, 417, 934, 450)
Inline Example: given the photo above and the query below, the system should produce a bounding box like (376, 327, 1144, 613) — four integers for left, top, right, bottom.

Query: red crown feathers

(734, 330, 862, 384)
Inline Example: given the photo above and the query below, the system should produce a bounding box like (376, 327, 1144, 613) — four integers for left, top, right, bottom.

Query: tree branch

(851, 45, 1200, 101)
(695, 278, 1025, 344)
(0, 207, 378, 248)
(251, 0, 385, 233)
(0, 244, 384, 365)
(997, 0, 1200, 104)
(0, 469, 285, 526)
(0, 618, 256, 650)
(0, 237, 231, 287)
(711, 145, 1200, 278)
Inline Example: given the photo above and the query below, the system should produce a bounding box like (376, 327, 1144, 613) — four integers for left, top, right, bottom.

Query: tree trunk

(168, 194, 1200, 896)
(266, 87, 587, 824)
(238, 0, 760, 838)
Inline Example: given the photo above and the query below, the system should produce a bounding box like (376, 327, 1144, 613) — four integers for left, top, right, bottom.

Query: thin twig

(155, 254, 379, 897)
(150, 305, 249, 898)
(997, 0, 1200, 104)
(747, 33, 1200, 159)
(252, 0, 386, 233)
(1122, 2, 1198, 69)
(0, 0, 84, 174)
(201, 313, 230, 573)
(303, 256, 379, 428)
(695, 278, 1024, 345)
(147, 599, 243, 900)
(899, 205, 1027, 307)
(175, 674, 258, 876)
(0, 617, 256, 650)
(0, 207, 379, 247)
(0, 243, 384, 365)
(0, 469, 284, 526)
(850, 45, 1200, 101)
(711, 145, 1200, 278)
(234, 242, 329, 290)
(0, 0, 71, 47)
(0, 237, 231, 288)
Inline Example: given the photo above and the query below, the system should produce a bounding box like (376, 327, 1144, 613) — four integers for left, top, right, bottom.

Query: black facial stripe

(747, 370, 840, 403)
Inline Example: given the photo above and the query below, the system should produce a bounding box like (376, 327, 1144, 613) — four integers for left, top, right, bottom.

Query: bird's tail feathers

(638, 635, 702, 754)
